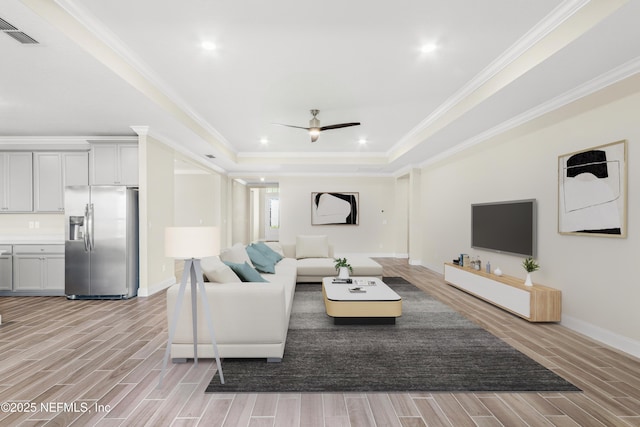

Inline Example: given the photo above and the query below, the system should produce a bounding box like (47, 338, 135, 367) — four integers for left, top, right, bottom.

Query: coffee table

(322, 277, 402, 324)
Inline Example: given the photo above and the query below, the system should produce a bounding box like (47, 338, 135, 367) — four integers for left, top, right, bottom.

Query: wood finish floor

(1, 258, 639, 426)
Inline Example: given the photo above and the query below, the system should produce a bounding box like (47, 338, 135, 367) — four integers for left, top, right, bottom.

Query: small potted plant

(334, 257, 353, 279)
(522, 257, 540, 286)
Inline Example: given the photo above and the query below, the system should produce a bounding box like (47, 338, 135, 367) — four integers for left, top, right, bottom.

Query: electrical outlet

(35, 221, 40, 229)
(29, 221, 34, 229)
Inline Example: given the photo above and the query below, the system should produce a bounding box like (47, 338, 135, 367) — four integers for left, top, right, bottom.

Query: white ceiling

(1, 0, 639, 183)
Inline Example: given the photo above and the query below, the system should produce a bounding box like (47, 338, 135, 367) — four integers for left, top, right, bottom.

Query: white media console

(443, 263, 561, 322)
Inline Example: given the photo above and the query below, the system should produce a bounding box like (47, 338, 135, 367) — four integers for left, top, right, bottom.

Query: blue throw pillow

(223, 261, 268, 282)
(251, 242, 284, 264)
(245, 245, 276, 274)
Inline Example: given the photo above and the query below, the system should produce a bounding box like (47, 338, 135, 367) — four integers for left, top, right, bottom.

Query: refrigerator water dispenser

(69, 216, 84, 241)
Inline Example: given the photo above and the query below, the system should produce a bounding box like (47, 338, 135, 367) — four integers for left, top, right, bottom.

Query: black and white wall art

(311, 192, 359, 225)
(558, 140, 627, 237)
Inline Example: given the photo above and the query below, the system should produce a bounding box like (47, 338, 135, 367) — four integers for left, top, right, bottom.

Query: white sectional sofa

(165, 236, 382, 363)
(281, 234, 383, 282)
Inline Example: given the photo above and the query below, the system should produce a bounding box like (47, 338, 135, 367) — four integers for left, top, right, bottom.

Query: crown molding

(24, 0, 236, 161)
(387, 0, 626, 163)
(419, 56, 640, 169)
(0, 135, 133, 149)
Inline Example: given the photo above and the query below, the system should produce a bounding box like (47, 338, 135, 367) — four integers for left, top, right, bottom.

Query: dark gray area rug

(206, 277, 580, 393)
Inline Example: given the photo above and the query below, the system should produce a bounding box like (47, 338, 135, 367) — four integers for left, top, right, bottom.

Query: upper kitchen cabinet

(90, 143, 138, 186)
(34, 152, 89, 212)
(0, 152, 33, 212)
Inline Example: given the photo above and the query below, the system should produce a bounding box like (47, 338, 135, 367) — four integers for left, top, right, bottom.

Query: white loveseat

(165, 236, 383, 363)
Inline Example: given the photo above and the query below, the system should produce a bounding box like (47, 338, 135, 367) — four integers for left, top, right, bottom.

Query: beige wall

(139, 135, 175, 296)
(231, 180, 250, 245)
(419, 89, 640, 356)
(278, 176, 399, 256)
(174, 171, 217, 226)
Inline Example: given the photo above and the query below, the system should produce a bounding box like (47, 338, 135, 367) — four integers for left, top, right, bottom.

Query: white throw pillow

(264, 241, 285, 257)
(207, 265, 242, 283)
(199, 256, 241, 283)
(296, 235, 329, 259)
(219, 242, 254, 266)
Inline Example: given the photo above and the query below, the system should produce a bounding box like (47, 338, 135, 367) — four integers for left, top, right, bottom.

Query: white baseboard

(334, 252, 402, 258)
(138, 277, 175, 297)
(561, 315, 640, 359)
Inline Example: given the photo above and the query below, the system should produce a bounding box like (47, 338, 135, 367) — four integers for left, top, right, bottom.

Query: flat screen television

(471, 199, 537, 257)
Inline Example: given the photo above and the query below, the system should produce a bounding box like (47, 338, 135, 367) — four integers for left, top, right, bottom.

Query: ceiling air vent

(5, 31, 38, 44)
(1, 16, 39, 44)
(0, 17, 18, 31)
(205, 154, 216, 159)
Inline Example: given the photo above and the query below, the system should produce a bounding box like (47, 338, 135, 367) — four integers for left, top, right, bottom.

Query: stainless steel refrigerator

(64, 186, 139, 299)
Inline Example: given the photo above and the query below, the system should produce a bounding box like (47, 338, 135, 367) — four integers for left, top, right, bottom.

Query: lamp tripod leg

(194, 260, 225, 384)
(189, 260, 198, 367)
(158, 261, 191, 388)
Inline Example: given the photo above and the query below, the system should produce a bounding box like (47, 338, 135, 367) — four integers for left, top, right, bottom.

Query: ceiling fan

(274, 109, 360, 142)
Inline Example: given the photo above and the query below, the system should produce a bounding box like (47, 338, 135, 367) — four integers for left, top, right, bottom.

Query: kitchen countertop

(0, 235, 65, 245)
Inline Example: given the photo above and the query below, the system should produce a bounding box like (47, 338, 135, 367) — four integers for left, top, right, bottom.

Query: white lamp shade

(165, 226, 220, 259)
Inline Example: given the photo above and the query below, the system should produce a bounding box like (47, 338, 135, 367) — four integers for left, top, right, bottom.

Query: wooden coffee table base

(322, 279, 402, 325)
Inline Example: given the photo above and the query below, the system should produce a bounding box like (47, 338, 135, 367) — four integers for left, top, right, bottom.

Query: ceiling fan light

(309, 128, 321, 137)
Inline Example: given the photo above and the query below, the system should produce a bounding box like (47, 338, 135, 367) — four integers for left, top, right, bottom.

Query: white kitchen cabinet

(12, 245, 65, 293)
(34, 152, 89, 212)
(0, 245, 12, 291)
(90, 143, 138, 186)
(0, 152, 33, 212)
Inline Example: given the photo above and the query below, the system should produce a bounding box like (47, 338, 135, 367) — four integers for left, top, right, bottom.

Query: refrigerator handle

(88, 203, 95, 251)
(83, 204, 90, 252)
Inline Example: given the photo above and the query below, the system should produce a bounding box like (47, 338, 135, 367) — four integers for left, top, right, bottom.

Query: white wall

(278, 176, 399, 256)
(419, 89, 640, 356)
(0, 213, 63, 238)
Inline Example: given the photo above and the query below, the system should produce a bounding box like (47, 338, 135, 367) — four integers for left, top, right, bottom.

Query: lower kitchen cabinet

(10, 245, 65, 295)
(0, 245, 12, 291)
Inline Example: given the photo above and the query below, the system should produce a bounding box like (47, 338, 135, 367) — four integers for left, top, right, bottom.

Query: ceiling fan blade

(272, 123, 310, 130)
(319, 122, 361, 131)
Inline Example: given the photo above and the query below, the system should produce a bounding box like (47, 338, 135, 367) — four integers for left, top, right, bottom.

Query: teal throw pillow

(251, 242, 284, 264)
(223, 261, 268, 282)
(245, 245, 276, 274)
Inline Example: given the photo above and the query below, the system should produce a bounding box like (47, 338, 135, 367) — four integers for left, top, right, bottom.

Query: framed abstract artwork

(558, 140, 627, 237)
(311, 192, 359, 225)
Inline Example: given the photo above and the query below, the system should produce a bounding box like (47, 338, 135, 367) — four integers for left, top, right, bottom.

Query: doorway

(250, 187, 280, 242)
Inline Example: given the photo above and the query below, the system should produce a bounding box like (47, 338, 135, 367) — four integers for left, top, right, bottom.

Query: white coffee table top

(322, 277, 401, 302)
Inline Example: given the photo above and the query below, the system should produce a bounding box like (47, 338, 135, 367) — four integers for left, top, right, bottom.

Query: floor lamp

(159, 226, 225, 387)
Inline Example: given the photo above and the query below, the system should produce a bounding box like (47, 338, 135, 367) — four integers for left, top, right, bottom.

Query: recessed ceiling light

(260, 177, 265, 182)
(201, 41, 216, 51)
(420, 42, 438, 54)
(260, 137, 269, 144)
(358, 138, 367, 145)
